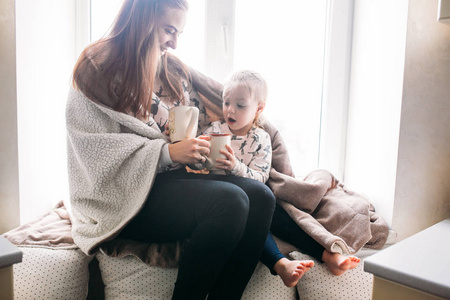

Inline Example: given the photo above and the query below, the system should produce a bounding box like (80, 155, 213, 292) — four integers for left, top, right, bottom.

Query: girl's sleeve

(230, 132, 272, 183)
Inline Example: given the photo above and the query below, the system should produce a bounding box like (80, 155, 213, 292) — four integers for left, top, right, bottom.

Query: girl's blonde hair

(73, 0, 189, 118)
(223, 70, 268, 126)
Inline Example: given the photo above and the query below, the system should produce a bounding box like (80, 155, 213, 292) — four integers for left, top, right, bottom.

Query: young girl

(202, 70, 314, 287)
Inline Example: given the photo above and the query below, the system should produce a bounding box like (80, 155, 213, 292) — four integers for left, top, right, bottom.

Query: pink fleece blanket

(2, 201, 76, 249)
(269, 169, 389, 254)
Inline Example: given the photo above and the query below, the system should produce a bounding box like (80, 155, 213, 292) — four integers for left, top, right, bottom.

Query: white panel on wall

(393, 0, 450, 241)
(438, 0, 450, 24)
(0, 0, 20, 233)
(16, 0, 78, 224)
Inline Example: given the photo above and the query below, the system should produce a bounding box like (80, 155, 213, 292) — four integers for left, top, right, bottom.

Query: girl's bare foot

(273, 258, 315, 287)
(322, 250, 360, 276)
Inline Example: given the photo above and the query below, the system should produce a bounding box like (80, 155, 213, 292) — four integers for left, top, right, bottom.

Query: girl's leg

(270, 204, 325, 261)
(260, 233, 285, 272)
(261, 233, 314, 287)
(270, 203, 360, 276)
(119, 170, 251, 299)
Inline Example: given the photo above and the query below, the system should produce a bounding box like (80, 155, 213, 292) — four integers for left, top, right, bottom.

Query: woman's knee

(246, 180, 276, 213)
(208, 183, 250, 223)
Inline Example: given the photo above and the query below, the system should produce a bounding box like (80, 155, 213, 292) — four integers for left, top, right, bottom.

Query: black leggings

(270, 203, 325, 262)
(260, 232, 285, 274)
(120, 168, 276, 300)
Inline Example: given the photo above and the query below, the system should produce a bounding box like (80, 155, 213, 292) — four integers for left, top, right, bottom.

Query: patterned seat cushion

(290, 250, 374, 300)
(96, 252, 298, 300)
(13, 247, 92, 300)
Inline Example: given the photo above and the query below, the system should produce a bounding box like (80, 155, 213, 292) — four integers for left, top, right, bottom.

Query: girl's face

(157, 8, 187, 56)
(223, 85, 265, 136)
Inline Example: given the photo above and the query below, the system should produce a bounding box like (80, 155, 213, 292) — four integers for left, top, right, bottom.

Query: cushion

(96, 252, 297, 300)
(290, 250, 373, 300)
(13, 247, 92, 300)
(97, 253, 178, 299)
(242, 262, 297, 300)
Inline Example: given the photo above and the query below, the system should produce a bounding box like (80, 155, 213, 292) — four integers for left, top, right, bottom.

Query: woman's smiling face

(222, 85, 264, 136)
(157, 8, 187, 56)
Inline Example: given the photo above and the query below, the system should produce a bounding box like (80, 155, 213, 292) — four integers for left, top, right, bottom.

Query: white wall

(392, 0, 450, 241)
(345, 0, 450, 241)
(0, 0, 20, 234)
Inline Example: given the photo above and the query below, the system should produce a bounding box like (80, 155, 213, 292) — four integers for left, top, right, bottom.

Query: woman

(67, 0, 275, 299)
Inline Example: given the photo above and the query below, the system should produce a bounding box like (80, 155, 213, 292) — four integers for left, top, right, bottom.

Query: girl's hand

(168, 136, 211, 165)
(215, 144, 236, 171)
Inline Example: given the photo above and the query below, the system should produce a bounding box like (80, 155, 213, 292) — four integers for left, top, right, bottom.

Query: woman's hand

(215, 144, 237, 171)
(168, 136, 211, 165)
(164, 123, 171, 140)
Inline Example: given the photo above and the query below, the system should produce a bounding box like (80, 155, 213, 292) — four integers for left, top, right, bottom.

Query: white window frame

(204, 0, 235, 82)
(76, 0, 91, 57)
(80, 0, 354, 180)
(319, 0, 355, 180)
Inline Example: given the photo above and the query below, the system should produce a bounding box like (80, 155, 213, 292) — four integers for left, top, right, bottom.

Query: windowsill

(364, 219, 450, 299)
(0, 236, 22, 269)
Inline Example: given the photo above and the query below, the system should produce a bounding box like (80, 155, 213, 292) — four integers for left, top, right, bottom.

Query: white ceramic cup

(205, 134, 232, 170)
(168, 106, 199, 143)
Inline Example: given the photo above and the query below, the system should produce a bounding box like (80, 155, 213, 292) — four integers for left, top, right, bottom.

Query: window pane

(173, 0, 206, 73)
(91, 0, 206, 72)
(234, 0, 328, 177)
(90, 0, 328, 178)
(91, 0, 123, 41)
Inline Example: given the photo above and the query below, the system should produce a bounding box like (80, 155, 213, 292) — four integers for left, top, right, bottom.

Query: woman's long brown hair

(72, 0, 190, 118)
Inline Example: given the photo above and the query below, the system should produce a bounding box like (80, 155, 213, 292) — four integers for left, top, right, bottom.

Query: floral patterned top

(142, 78, 210, 132)
(144, 77, 212, 171)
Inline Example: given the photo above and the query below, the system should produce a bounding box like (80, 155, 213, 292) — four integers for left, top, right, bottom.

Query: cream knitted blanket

(65, 87, 167, 255)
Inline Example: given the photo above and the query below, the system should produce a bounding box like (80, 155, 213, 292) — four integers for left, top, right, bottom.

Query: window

(91, 0, 334, 177)
(16, 0, 352, 224)
(90, 0, 207, 71)
(233, 1, 328, 177)
(90, 0, 123, 41)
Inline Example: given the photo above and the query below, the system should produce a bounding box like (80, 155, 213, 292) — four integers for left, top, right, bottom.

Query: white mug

(168, 106, 199, 143)
(205, 134, 232, 170)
